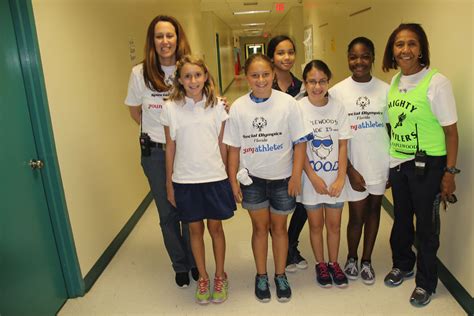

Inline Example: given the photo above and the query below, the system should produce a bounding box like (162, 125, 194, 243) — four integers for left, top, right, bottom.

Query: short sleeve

(217, 99, 229, 122)
(223, 105, 241, 147)
(160, 102, 176, 140)
(288, 99, 311, 142)
(337, 105, 353, 140)
(428, 75, 458, 126)
(124, 66, 143, 106)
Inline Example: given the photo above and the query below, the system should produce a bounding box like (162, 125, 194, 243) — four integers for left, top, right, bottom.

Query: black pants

(389, 155, 446, 294)
(288, 202, 307, 248)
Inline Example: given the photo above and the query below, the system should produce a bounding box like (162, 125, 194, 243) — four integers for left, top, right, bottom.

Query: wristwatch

(444, 166, 461, 174)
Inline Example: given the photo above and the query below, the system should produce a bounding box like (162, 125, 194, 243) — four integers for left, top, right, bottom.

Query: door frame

(9, 0, 84, 297)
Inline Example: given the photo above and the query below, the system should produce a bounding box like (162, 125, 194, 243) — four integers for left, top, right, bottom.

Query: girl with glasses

(298, 60, 352, 288)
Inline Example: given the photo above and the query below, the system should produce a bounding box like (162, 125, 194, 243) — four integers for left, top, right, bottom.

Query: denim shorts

(304, 201, 344, 211)
(240, 176, 296, 215)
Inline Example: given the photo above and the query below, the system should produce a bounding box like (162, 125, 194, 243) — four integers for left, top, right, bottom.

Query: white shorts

(345, 181, 387, 202)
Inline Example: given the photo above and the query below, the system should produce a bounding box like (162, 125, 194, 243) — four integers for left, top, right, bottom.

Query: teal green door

(0, 1, 68, 315)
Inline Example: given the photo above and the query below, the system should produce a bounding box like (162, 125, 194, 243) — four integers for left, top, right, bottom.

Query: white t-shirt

(124, 63, 176, 143)
(298, 96, 352, 205)
(389, 67, 458, 167)
(330, 76, 390, 186)
(160, 96, 228, 184)
(223, 89, 310, 180)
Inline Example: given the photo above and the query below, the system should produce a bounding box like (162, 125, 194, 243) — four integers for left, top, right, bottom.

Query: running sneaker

(285, 255, 297, 273)
(328, 262, 348, 288)
(294, 250, 308, 270)
(360, 261, 375, 285)
(410, 287, 432, 307)
(315, 262, 332, 288)
(255, 274, 271, 302)
(384, 268, 414, 287)
(343, 257, 359, 280)
(211, 273, 228, 303)
(175, 272, 190, 288)
(274, 274, 292, 302)
(195, 278, 211, 305)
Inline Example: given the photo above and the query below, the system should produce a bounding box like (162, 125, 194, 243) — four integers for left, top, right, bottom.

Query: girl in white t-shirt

(299, 60, 352, 288)
(160, 55, 236, 305)
(329, 37, 390, 285)
(224, 54, 309, 303)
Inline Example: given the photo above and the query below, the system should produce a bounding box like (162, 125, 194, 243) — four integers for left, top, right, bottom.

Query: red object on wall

(235, 51, 241, 75)
(276, 3, 284, 12)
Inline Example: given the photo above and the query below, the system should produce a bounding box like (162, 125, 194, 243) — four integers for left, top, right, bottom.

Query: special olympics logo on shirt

(356, 96, 370, 110)
(311, 135, 333, 160)
(252, 117, 267, 131)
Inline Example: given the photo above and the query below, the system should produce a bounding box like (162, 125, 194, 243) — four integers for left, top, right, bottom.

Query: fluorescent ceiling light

(241, 23, 265, 26)
(234, 10, 270, 15)
(245, 28, 263, 32)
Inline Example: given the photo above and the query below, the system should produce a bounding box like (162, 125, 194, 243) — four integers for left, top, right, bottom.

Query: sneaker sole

(255, 296, 271, 303)
(334, 283, 348, 288)
(285, 265, 297, 273)
(345, 274, 358, 281)
(384, 271, 415, 287)
(317, 282, 332, 288)
(211, 298, 227, 304)
(410, 296, 431, 307)
(196, 299, 210, 305)
(277, 296, 291, 303)
(362, 278, 375, 285)
(295, 262, 308, 269)
(176, 284, 189, 289)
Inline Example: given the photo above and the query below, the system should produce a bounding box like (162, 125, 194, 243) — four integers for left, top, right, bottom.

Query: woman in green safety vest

(381, 23, 459, 308)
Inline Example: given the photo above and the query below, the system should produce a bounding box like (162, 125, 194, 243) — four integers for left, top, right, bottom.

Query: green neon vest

(387, 69, 446, 158)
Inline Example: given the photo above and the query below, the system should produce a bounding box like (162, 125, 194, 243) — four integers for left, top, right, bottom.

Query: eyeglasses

(306, 79, 328, 86)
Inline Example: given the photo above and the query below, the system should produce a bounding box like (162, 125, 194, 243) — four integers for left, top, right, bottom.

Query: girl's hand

(347, 166, 366, 192)
(221, 96, 230, 113)
(309, 173, 329, 195)
(230, 180, 243, 203)
(166, 182, 176, 207)
(328, 177, 345, 197)
(287, 176, 302, 197)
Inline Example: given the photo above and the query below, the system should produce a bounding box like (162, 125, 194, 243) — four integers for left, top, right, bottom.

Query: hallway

(58, 78, 464, 315)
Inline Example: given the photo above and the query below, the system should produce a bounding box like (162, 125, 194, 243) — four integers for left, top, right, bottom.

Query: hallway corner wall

(303, 0, 474, 296)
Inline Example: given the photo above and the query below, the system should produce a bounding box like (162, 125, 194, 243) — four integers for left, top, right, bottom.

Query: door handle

(29, 159, 44, 170)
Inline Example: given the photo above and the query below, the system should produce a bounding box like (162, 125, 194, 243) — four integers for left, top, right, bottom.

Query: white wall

(31, 0, 207, 276)
(303, 0, 474, 295)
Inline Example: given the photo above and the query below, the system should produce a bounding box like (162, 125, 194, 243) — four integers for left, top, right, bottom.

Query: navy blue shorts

(240, 176, 296, 215)
(173, 179, 236, 223)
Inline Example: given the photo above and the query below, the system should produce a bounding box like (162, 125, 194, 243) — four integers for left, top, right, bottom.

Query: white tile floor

(59, 203, 464, 315)
(59, 76, 465, 315)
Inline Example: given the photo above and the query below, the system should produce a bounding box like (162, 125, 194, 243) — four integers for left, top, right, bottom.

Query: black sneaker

(255, 274, 271, 302)
(410, 287, 431, 307)
(384, 268, 414, 287)
(360, 261, 375, 285)
(315, 262, 332, 288)
(191, 267, 199, 281)
(175, 272, 190, 288)
(294, 250, 308, 270)
(328, 262, 348, 288)
(343, 257, 359, 280)
(274, 274, 292, 302)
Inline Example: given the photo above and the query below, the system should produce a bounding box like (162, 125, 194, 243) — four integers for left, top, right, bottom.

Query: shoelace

(257, 276, 269, 290)
(361, 264, 374, 279)
(346, 260, 358, 275)
(214, 276, 225, 292)
(414, 287, 427, 295)
(331, 263, 346, 279)
(390, 268, 402, 277)
(318, 263, 330, 278)
(198, 278, 209, 294)
(275, 276, 289, 290)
